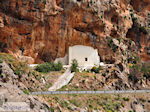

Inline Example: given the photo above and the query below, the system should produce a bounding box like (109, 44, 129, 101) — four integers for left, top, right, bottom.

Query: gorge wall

(0, 0, 149, 63)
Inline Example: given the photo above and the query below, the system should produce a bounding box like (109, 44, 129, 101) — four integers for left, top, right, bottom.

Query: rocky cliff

(0, 60, 50, 111)
(0, 0, 149, 63)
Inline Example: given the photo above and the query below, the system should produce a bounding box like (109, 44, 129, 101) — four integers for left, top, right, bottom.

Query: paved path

(48, 68, 75, 91)
(28, 64, 75, 91)
(31, 90, 150, 95)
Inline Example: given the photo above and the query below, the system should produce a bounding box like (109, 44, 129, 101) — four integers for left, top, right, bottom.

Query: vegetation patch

(0, 58, 3, 63)
(122, 97, 129, 101)
(23, 89, 30, 95)
(128, 62, 150, 83)
(41, 93, 150, 112)
(0, 53, 29, 77)
(91, 66, 102, 73)
(70, 59, 79, 73)
(107, 37, 118, 52)
(127, 55, 140, 64)
(69, 99, 81, 107)
(35, 62, 63, 73)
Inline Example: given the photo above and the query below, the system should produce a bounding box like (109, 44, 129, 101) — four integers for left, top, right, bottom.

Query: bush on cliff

(107, 37, 118, 52)
(128, 63, 150, 83)
(35, 62, 63, 73)
(0, 53, 28, 77)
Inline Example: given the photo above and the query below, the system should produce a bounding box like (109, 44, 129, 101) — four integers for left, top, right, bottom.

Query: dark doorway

(85, 58, 88, 61)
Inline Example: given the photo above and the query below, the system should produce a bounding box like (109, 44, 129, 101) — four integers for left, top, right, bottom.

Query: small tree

(71, 59, 78, 73)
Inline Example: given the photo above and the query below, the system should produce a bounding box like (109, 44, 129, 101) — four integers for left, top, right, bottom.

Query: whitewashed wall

(69, 45, 100, 66)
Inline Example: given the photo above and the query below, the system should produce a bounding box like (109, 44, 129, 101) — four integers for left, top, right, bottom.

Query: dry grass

(58, 72, 104, 91)
(39, 93, 150, 112)
(0, 53, 29, 75)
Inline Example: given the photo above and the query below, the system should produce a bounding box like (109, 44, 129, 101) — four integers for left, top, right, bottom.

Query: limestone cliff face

(0, 0, 149, 63)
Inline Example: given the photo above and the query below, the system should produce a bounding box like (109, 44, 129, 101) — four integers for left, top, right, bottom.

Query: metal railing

(31, 90, 150, 95)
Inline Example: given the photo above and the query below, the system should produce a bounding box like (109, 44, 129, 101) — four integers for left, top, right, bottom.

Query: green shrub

(128, 111, 133, 112)
(129, 64, 141, 70)
(23, 89, 30, 95)
(42, 0, 46, 4)
(14, 69, 24, 76)
(122, 97, 129, 101)
(53, 62, 63, 71)
(48, 107, 54, 112)
(35, 63, 53, 73)
(60, 100, 69, 108)
(102, 73, 107, 77)
(0, 73, 5, 78)
(130, 13, 137, 22)
(71, 59, 79, 73)
(35, 62, 63, 73)
(0, 58, 3, 63)
(127, 55, 140, 64)
(91, 66, 101, 73)
(44, 83, 52, 90)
